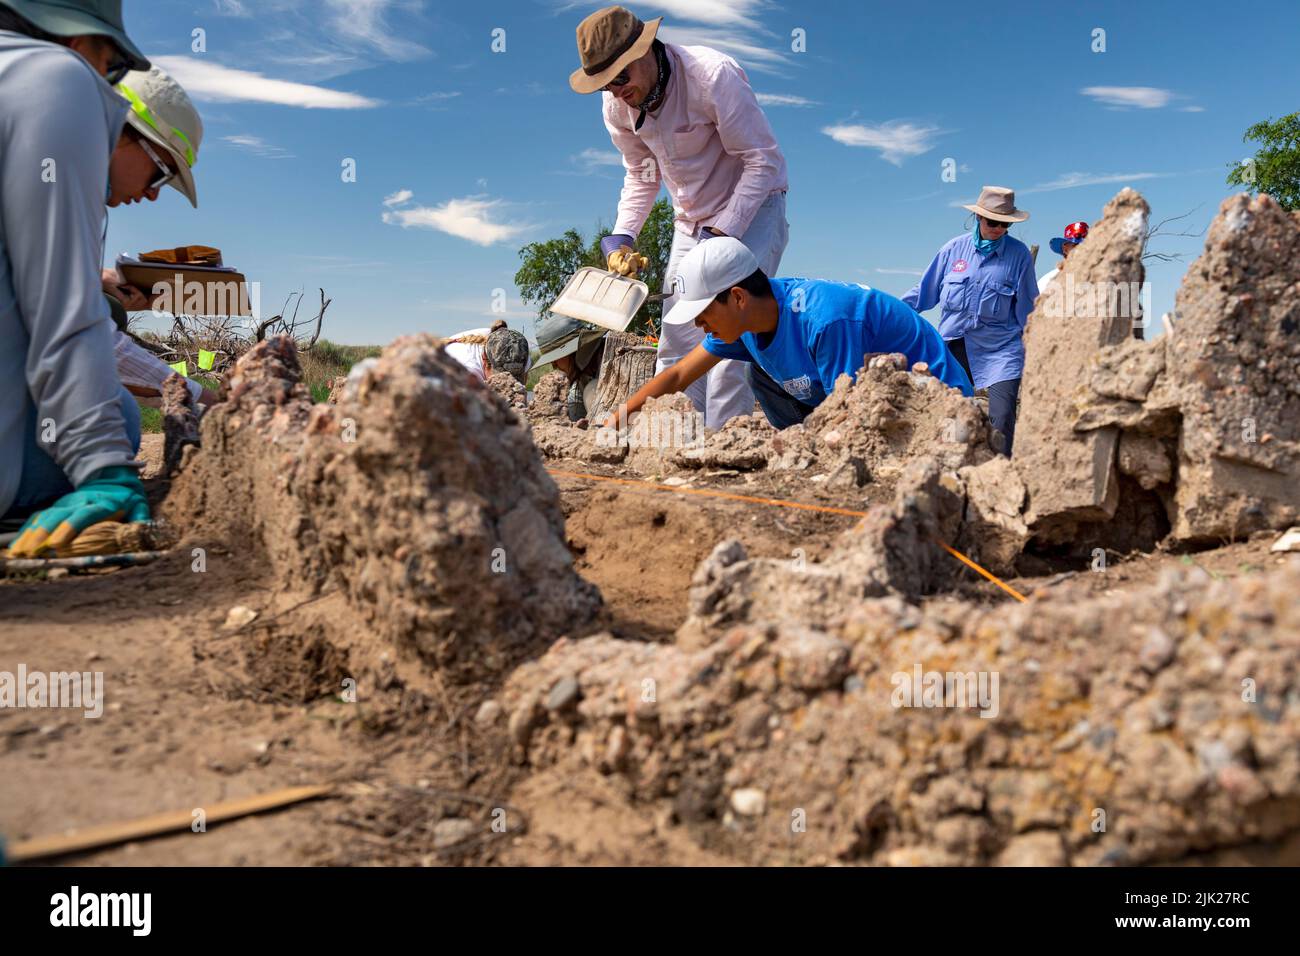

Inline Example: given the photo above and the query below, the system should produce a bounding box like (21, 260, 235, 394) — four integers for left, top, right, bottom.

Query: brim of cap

(128, 116, 198, 207)
(662, 295, 713, 326)
(535, 337, 581, 368)
(1049, 237, 1081, 254)
(569, 17, 661, 94)
(11, 2, 151, 72)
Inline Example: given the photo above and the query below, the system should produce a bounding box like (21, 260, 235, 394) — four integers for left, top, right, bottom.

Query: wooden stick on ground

(5, 784, 333, 864)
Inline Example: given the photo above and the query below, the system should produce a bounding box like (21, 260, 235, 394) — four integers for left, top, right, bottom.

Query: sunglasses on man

(136, 136, 177, 191)
(600, 69, 631, 92)
(982, 217, 1011, 230)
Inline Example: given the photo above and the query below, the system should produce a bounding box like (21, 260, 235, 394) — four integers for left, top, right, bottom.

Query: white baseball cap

(661, 237, 759, 326)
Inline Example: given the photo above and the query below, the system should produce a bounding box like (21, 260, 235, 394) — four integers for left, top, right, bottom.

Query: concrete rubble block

(1074, 337, 1181, 434)
(1018, 188, 1150, 534)
(1163, 193, 1300, 542)
(530, 357, 992, 482)
(683, 458, 968, 642)
(774, 363, 994, 482)
(955, 456, 1029, 576)
(1117, 431, 1173, 491)
(487, 370, 529, 411)
(166, 335, 601, 683)
(527, 370, 571, 421)
(502, 558, 1300, 866)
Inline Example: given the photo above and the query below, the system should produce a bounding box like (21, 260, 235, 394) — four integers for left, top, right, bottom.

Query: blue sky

(112, 0, 1300, 345)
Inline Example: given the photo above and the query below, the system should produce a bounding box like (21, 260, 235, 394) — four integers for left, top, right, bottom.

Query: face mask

(972, 222, 1004, 256)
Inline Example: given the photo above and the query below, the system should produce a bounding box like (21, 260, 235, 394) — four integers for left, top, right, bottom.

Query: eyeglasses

(601, 69, 631, 92)
(106, 57, 131, 86)
(136, 136, 177, 191)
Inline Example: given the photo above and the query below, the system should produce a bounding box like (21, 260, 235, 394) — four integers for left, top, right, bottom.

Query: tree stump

(590, 330, 658, 424)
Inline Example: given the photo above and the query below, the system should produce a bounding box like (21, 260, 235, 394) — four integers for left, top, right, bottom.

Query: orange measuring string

(546, 467, 1030, 603)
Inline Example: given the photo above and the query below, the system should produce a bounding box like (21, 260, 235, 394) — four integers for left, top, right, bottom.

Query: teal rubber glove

(7, 465, 149, 558)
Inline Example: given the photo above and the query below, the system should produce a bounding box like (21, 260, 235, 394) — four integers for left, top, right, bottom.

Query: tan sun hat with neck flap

(569, 5, 661, 94)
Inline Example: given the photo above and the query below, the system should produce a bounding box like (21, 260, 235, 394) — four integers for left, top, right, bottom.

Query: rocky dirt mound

(529, 370, 571, 421)
(531, 357, 992, 483)
(165, 335, 600, 683)
(501, 558, 1300, 865)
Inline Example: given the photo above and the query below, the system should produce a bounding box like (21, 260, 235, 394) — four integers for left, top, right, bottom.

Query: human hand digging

(6, 466, 150, 558)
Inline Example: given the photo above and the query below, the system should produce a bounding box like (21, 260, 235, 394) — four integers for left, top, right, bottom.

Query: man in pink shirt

(570, 5, 789, 428)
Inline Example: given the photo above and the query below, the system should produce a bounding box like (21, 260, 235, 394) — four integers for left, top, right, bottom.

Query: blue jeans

(745, 362, 817, 430)
(3, 386, 142, 521)
(948, 337, 1020, 456)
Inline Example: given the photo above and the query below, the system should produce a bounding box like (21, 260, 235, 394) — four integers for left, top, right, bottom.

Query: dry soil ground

(0, 434, 1289, 866)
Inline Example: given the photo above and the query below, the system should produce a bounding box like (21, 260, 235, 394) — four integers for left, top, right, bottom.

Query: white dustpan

(548, 267, 649, 332)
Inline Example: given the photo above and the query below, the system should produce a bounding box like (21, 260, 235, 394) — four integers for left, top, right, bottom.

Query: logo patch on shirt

(782, 374, 813, 401)
(952, 259, 968, 273)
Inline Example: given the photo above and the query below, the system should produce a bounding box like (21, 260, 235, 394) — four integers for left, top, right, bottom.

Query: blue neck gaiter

(972, 222, 1004, 257)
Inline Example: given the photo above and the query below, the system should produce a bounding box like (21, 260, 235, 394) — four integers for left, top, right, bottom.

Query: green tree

(1226, 112, 1300, 210)
(514, 198, 675, 335)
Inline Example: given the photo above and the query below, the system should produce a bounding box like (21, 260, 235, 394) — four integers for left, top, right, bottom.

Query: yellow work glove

(607, 245, 648, 278)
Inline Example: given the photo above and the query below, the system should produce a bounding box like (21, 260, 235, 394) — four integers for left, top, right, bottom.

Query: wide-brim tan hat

(963, 185, 1029, 223)
(569, 6, 661, 95)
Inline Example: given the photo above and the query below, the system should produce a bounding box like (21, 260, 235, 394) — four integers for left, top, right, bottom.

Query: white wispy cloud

(222, 134, 294, 159)
(756, 92, 817, 107)
(1025, 171, 1172, 193)
(326, 0, 429, 60)
(875, 267, 925, 276)
(659, 25, 790, 74)
(204, 0, 430, 82)
(822, 121, 940, 165)
(650, 0, 769, 27)
(153, 56, 381, 108)
(381, 194, 533, 246)
(571, 148, 623, 171)
(382, 189, 414, 207)
(558, 0, 769, 28)
(1080, 86, 1174, 109)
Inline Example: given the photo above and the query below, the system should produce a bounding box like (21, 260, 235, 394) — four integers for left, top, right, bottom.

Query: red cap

(1063, 221, 1089, 242)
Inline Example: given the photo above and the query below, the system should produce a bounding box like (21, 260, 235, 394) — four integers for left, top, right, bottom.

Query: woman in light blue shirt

(903, 186, 1038, 455)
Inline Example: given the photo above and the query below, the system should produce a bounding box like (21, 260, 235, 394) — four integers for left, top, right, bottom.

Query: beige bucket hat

(569, 5, 661, 94)
(116, 65, 203, 207)
(963, 185, 1029, 223)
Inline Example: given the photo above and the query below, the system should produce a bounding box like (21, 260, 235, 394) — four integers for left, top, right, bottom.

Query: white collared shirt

(603, 44, 787, 241)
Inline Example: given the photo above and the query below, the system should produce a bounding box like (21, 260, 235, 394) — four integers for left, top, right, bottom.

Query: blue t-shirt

(701, 278, 974, 404)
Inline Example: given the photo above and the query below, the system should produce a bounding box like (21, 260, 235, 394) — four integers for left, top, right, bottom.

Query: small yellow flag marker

(198, 349, 216, 371)
(168, 360, 188, 377)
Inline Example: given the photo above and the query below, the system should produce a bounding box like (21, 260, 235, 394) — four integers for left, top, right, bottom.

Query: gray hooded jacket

(0, 30, 132, 515)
